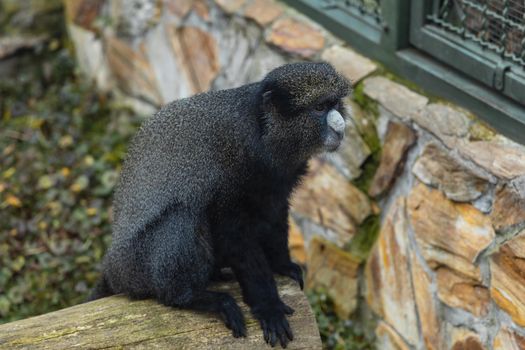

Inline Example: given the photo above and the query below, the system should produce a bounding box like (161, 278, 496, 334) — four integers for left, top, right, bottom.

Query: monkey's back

(111, 83, 262, 242)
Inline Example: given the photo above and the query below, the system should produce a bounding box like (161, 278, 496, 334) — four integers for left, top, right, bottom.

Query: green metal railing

(411, 0, 525, 105)
(428, 0, 525, 67)
(321, 0, 382, 23)
(283, 0, 525, 144)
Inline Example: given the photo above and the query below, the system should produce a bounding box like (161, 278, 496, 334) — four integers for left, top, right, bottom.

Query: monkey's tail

(86, 274, 114, 302)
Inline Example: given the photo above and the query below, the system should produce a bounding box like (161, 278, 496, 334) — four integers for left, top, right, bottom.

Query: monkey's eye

(314, 103, 326, 112)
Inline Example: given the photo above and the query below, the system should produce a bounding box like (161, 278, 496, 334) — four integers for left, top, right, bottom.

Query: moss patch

(380, 70, 447, 104)
(352, 83, 378, 119)
(346, 215, 381, 262)
(469, 120, 497, 141)
(349, 82, 382, 194)
(352, 152, 381, 195)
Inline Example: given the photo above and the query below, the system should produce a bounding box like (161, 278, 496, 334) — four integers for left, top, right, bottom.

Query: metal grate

(427, 0, 525, 67)
(321, 0, 382, 23)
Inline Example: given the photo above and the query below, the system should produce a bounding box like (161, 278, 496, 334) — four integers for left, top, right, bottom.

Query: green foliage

(308, 290, 375, 350)
(0, 0, 63, 36)
(0, 38, 142, 323)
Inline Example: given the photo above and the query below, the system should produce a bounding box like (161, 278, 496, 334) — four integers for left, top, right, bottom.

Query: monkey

(88, 62, 351, 348)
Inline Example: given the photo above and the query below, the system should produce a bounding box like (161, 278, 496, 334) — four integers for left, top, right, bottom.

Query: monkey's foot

(274, 262, 304, 290)
(252, 304, 294, 348)
(219, 294, 246, 338)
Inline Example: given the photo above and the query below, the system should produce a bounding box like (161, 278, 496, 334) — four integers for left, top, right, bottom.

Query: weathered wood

(0, 277, 321, 349)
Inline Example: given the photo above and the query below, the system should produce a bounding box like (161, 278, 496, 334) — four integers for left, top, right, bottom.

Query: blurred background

(1, 1, 525, 349)
(0, 0, 142, 323)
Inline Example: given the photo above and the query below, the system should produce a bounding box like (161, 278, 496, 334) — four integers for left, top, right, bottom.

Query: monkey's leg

(229, 242, 294, 348)
(149, 210, 246, 337)
(210, 266, 236, 282)
(261, 211, 304, 290)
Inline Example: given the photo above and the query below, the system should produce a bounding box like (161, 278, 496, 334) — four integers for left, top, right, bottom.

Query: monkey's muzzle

(324, 109, 345, 151)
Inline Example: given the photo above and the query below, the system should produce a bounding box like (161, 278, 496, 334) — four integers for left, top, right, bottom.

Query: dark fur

(89, 62, 350, 347)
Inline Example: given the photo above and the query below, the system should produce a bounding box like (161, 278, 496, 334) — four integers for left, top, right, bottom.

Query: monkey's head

(260, 62, 351, 164)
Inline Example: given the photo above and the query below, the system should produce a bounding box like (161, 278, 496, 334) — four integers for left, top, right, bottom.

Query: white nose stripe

(327, 110, 345, 134)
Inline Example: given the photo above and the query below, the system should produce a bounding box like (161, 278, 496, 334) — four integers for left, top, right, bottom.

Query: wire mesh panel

(427, 0, 525, 67)
(321, 0, 383, 23)
(286, 0, 525, 141)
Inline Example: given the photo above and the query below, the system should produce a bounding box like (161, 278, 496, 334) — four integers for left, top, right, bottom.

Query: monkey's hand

(274, 262, 304, 290)
(252, 303, 294, 348)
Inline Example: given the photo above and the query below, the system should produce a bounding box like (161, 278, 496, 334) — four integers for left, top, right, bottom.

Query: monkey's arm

(260, 205, 304, 290)
(228, 238, 294, 348)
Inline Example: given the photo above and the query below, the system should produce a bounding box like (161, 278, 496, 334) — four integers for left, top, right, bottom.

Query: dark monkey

(89, 62, 350, 347)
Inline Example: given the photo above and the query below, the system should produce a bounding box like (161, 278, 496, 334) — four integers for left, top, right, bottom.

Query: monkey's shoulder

(134, 85, 260, 154)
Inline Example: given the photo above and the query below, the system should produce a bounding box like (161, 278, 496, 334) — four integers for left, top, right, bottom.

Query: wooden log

(0, 277, 321, 349)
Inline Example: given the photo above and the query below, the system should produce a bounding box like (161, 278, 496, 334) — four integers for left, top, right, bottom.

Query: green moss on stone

(353, 82, 379, 119)
(348, 82, 382, 194)
(346, 215, 381, 262)
(469, 120, 497, 141)
(352, 151, 380, 194)
(380, 70, 448, 105)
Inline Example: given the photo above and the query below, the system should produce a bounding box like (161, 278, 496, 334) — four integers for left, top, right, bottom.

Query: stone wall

(65, 0, 525, 348)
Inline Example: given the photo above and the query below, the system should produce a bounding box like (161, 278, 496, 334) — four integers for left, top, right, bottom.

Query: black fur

(89, 62, 350, 347)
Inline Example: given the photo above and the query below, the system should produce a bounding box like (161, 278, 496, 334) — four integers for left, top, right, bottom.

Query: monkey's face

(262, 95, 349, 163)
(261, 62, 351, 162)
(311, 100, 346, 152)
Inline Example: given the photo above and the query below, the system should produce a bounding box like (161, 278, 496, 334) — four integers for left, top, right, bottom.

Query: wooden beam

(0, 277, 321, 349)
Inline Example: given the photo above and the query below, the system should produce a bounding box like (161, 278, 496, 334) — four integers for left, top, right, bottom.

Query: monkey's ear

(262, 90, 273, 112)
